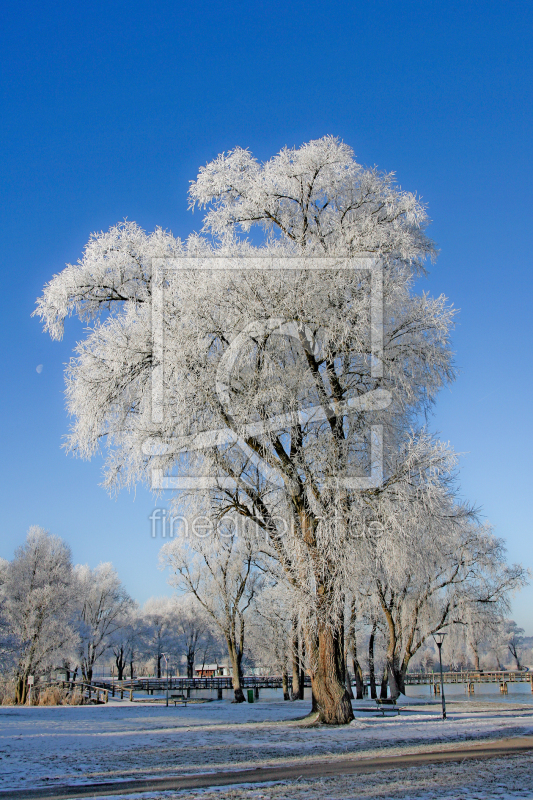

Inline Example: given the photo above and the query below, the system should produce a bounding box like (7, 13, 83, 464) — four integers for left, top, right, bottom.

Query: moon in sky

(36, 364, 43, 374)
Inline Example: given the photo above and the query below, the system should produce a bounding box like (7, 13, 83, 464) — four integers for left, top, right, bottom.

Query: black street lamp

(432, 631, 447, 720)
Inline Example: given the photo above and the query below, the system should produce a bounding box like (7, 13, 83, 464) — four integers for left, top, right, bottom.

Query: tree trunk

(369, 624, 377, 699)
(383, 615, 404, 702)
(345, 667, 354, 699)
(351, 629, 363, 700)
(380, 666, 388, 699)
(299, 636, 305, 699)
(187, 651, 194, 679)
(386, 656, 406, 702)
(282, 672, 290, 701)
(291, 618, 301, 700)
(115, 647, 126, 681)
(228, 643, 245, 703)
(16, 675, 28, 705)
(344, 599, 363, 700)
(156, 653, 162, 679)
(306, 623, 354, 724)
(352, 657, 363, 700)
(346, 601, 356, 699)
(83, 645, 95, 684)
(509, 645, 522, 670)
(379, 665, 389, 700)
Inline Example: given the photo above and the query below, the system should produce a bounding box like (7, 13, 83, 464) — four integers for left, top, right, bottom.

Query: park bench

(374, 699, 401, 715)
(355, 701, 401, 717)
(169, 693, 188, 707)
(375, 704, 400, 716)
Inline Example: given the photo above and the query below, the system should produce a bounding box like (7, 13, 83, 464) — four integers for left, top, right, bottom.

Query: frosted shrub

(0, 680, 16, 706)
(37, 686, 64, 705)
(67, 688, 84, 705)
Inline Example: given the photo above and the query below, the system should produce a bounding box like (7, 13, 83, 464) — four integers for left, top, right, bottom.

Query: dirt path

(4, 734, 533, 800)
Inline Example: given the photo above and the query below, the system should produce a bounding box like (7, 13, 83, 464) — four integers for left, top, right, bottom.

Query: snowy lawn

(1, 698, 533, 797)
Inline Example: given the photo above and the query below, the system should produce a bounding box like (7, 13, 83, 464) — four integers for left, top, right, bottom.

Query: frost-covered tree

(111, 606, 143, 680)
(0, 558, 19, 677)
(462, 601, 503, 671)
(247, 582, 294, 698)
(358, 501, 527, 698)
(75, 562, 134, 682)
(0, 528, 78, 703)
(502, 620, 526, 670)
(346, 596, 370, 700)
(173, 595, 220, 678)
(344, 428, 528, 698)
(140, 596, 177, 678)
(160, 515, 262, 702)
(36, 137, 461, 723)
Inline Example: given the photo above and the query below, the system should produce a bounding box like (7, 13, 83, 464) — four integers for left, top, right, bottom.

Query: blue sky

(1, 0, 532, 631)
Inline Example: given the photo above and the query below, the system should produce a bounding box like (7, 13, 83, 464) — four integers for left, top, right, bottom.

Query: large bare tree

(35, 137, 457, 722)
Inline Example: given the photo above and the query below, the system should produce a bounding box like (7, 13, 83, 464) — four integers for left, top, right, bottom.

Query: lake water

(131, 681, 533, 706)
(405, 680, 533, 706)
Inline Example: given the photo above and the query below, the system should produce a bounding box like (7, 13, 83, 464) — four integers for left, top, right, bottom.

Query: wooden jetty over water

(405, 670, 533, 694)
(90, 670, 532, 701)
(92, 675, 311, 701)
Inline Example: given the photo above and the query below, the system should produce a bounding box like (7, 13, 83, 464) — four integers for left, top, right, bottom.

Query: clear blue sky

(1, 0, 532, 631)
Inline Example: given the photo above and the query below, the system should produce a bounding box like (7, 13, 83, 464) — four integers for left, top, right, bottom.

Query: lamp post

(432, 631, 447, 720)
(162, 653, 169, 707)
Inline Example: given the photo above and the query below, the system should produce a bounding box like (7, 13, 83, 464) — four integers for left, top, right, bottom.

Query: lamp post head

(432, 630, 446, 647)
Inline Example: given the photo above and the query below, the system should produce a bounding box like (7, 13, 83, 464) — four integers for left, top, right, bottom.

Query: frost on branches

(0, 528, 78, 703)
(160, 514, 262, 702)
(36, 137, 496, 723)
(75, 562, 134, 683)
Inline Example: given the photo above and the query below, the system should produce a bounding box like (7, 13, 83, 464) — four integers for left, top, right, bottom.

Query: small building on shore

(194, 664, 231, 677)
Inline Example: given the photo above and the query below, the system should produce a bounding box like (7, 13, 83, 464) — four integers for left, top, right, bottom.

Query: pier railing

(93, 674, 310, 695)
(88, 670, 531, 701)
(405, 670, 532, 685)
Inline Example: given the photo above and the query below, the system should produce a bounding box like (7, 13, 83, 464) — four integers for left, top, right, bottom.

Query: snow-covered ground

(1, 697, 533, 799)
(104, 753, 533, 800)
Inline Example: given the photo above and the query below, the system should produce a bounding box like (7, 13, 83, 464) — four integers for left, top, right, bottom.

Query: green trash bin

(247, 689, 254, 703)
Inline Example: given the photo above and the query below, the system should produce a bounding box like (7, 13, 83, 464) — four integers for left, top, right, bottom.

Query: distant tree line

(0, 525, 529, 705)
(0, 527, 224, 703)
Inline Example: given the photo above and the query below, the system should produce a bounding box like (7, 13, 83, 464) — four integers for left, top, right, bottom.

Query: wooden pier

(92, 674, 311, 699)
(405, 670, 533, 694)
(89, 670, 532, 701)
